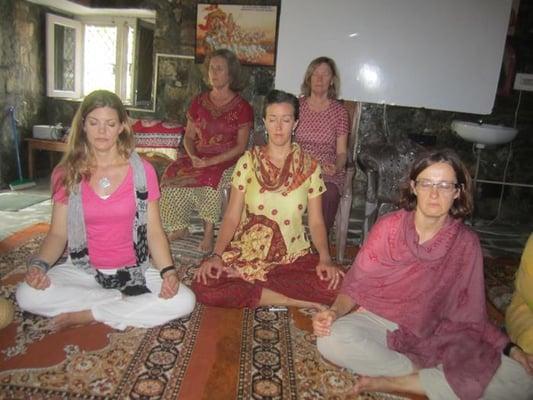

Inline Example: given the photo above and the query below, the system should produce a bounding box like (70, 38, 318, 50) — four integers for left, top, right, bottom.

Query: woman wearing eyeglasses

(313, 149, 533, 399)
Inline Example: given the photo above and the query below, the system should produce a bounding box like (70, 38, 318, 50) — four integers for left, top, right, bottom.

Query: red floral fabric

(161, 92, 253, 189)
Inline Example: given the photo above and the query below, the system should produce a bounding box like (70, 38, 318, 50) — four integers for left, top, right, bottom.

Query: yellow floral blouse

(222, 144, 326, 282)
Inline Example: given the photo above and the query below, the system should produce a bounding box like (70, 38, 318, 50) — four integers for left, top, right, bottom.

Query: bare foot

(49, 310, 95, 332)
(353, 374, 424, 396)
(167, 228, 189, 241)
(198, 221, 214, 253)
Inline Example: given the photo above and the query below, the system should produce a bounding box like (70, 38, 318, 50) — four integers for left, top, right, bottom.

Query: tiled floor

(0, 178, 530, 259)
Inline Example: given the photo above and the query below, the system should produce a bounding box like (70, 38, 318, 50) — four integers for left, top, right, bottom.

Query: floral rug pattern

(3, 228, 515, 399)
(0, 233, 203, 399)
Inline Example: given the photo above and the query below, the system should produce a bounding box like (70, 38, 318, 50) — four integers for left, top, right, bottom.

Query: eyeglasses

(415, 179, 460, 193)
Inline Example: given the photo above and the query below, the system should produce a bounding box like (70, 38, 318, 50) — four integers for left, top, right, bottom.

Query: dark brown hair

(398, 148, 474, 218)
(262, 89, 299, 121)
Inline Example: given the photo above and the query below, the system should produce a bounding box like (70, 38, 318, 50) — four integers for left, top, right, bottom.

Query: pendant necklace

(99, 177, 111, 190)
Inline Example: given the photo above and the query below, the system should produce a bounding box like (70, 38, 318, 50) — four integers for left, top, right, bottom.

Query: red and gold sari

(161, 92, 253, 189)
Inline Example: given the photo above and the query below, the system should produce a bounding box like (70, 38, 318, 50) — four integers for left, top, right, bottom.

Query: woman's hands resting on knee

(159, 269, 180, 299)
(313, 309, 338, 337)
(25, 266, 51, 290)
(510, 347, 533, 376)
(315, 260, 344, 290)
(313, 293, 356, 337)
(195, 254, 224, 284)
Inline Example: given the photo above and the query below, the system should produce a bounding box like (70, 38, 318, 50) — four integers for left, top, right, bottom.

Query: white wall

(275, 0, 512, 114)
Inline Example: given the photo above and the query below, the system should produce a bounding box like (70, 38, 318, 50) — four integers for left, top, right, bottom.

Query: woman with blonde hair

(16, 90, 196, 331)
(295, 56, 349, 237)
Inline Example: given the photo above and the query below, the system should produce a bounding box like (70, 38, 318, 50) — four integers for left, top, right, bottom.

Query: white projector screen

(274, 0, 512, 115)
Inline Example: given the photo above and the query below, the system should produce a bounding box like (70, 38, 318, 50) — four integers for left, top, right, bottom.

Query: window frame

(46, 13, 139, 104)
(79, 15, 137, 103)
(46, 13, 83, 99)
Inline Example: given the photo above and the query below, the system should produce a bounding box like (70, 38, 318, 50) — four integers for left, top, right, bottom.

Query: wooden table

(25, 138, 67, 179)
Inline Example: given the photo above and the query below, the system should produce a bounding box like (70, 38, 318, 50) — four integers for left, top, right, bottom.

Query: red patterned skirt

(192, 253, 339, 308)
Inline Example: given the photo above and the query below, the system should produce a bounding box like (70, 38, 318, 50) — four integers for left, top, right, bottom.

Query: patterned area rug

(0, 225, 409, 399)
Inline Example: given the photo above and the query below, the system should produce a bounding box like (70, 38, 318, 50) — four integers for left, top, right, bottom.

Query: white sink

(451, 120, 517, 146)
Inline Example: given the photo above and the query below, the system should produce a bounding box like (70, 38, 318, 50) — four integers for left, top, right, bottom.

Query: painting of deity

(196, 3, 279, 67)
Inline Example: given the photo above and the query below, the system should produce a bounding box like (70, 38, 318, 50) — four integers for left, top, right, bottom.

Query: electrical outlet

(514, 73, 533, 91)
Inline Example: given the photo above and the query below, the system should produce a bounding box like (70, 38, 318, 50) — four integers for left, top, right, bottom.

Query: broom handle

(9, 106, 23, 180)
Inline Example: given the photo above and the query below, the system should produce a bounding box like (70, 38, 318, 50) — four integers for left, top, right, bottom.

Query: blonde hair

(300, 56, 340, 99)
(57, 90, 134, 194)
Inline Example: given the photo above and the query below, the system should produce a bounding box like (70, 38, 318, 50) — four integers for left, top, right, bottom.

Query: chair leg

(335, 196, 351, 264)
(362, 201, 378, 243)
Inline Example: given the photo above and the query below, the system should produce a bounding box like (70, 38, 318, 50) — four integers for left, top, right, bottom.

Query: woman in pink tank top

(16, 90, 196, 331)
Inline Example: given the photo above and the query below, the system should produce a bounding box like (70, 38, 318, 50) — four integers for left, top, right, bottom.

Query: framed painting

(195, 3, 279, 67)
(153, 53, 200, 122)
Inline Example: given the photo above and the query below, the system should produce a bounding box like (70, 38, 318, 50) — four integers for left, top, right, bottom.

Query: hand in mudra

(25, 266, 50, 290)
(312, 309, 337, 337)
(159, 270, 180, 299)
(195, 255, 224, 284)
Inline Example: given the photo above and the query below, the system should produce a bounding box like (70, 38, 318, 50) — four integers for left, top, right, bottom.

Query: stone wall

(47, 0, 278, 140)
(0, 0, 45, 188)
(3, 0, 532, 225)
(356, 94, 533, 223)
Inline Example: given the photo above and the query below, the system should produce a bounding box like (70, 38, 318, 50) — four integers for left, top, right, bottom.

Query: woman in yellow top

(192, 90, 344, 308)
(506, 233, 533, 354)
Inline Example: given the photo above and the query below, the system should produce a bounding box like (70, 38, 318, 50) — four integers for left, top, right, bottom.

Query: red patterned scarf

(251, 143, 317, 194)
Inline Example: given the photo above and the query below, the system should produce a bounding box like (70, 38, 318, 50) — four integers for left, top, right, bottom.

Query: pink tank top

(52, 159, 160, 268)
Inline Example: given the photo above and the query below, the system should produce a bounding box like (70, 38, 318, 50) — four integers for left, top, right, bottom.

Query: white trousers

(16, 260, 196, 330)
(317, 310, 533, 400)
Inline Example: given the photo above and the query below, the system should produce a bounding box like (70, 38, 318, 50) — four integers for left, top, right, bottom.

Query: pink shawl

(342, 209, 507, 399)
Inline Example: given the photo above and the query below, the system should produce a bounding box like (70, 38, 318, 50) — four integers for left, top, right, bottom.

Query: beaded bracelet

(159, 265, 176, 279)
(27, 255, 51, 273)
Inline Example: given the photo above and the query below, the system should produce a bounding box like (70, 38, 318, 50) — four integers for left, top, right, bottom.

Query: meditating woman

(192, 90, 344, 308)
(16, 90, 196, 331)
(313, 149, 533, 399)
(506, 233, 533, 355)
(295, 57, 349, 235)
(160, 49, 253, 252)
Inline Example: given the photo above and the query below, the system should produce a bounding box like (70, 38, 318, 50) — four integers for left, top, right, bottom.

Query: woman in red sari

(192, 90, 344, 308)
(160, 49, 253, 252)
(313, 149, 533, 399)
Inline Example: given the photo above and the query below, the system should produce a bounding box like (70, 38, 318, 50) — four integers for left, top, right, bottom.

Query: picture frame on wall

(195, 3, 279, 67)
(154, 53, 200, 122)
